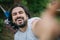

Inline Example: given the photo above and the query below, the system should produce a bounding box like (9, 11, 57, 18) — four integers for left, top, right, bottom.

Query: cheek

(24, 15, 28, 20)
(24, 14, 28, 20)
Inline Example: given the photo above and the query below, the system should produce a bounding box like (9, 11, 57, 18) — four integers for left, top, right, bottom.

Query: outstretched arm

(33, 0, 59, 40)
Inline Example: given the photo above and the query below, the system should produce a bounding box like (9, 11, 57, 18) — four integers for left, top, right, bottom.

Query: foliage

(26, 0, 49, 14)
(21, 0, 50, 17)
(0, 0, 12, 3)
(0, 19, 4, 32)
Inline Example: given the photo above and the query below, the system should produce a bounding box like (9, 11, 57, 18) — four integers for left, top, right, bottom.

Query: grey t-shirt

(14, 17, 40, 40)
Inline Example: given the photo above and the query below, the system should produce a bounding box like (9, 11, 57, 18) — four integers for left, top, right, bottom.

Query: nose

(17, 13, 21, 17)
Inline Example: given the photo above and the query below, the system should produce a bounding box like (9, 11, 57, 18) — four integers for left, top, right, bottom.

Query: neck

(19, 25, 27, 32)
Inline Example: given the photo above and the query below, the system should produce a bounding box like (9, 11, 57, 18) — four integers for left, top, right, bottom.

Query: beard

(13, 17, 27, 29)
(13, 19, 27, 30)
(15, 20, 27, 28)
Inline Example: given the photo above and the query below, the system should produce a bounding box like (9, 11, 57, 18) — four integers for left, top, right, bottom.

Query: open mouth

(17, 19, 23, 21)
(17, 19, 23, 24)
(18, 19, 22, 21)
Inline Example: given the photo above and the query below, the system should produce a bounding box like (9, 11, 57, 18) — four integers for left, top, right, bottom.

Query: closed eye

(19, 11, 23, 14)
(12, 13, 17, 16)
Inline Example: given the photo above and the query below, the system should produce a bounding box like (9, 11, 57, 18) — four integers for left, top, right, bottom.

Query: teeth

(18, 20, 21, 21)
(17, 19, 23, 22)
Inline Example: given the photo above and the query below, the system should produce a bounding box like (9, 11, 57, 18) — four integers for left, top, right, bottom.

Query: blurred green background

(0, 0, 60, 40)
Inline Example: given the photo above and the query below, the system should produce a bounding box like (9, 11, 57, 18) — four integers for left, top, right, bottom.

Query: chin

(14, 20, 27, 28)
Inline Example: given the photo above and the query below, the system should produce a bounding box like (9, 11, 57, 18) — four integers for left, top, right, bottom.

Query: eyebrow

(12, 11, 23, 14)
(17, 10, 23, 12)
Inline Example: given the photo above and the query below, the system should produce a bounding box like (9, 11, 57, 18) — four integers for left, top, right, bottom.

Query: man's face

(11, 7, 28, 28)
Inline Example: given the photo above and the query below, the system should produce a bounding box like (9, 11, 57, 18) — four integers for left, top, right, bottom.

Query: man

(8, 0, 59, 40)
(8, 4, 40, 40)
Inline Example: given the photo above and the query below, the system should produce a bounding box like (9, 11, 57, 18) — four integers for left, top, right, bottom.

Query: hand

(46, 0, 59, 11)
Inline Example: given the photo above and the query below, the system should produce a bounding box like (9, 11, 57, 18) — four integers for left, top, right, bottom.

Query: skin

(11, 7, 28, 25)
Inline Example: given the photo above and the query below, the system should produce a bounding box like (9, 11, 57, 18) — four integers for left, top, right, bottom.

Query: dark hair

(8, 3, 31, 29)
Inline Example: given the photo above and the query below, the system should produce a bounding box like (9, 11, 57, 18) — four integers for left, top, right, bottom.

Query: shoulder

(30, 17, 41, 27)
(28, 17, 41, 24)
(27, 17, 41, 31)
(28, 17, 41, 37)
(28, 17, 41, 29)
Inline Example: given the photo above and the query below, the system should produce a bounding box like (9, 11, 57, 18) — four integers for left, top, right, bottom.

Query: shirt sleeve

(28, 17, 41, 24)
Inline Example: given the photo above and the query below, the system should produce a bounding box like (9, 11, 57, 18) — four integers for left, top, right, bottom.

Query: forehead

(12, 7, 25, 13)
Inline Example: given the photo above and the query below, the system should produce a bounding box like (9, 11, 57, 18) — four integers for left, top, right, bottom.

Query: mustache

(15, 17, 24, 21)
